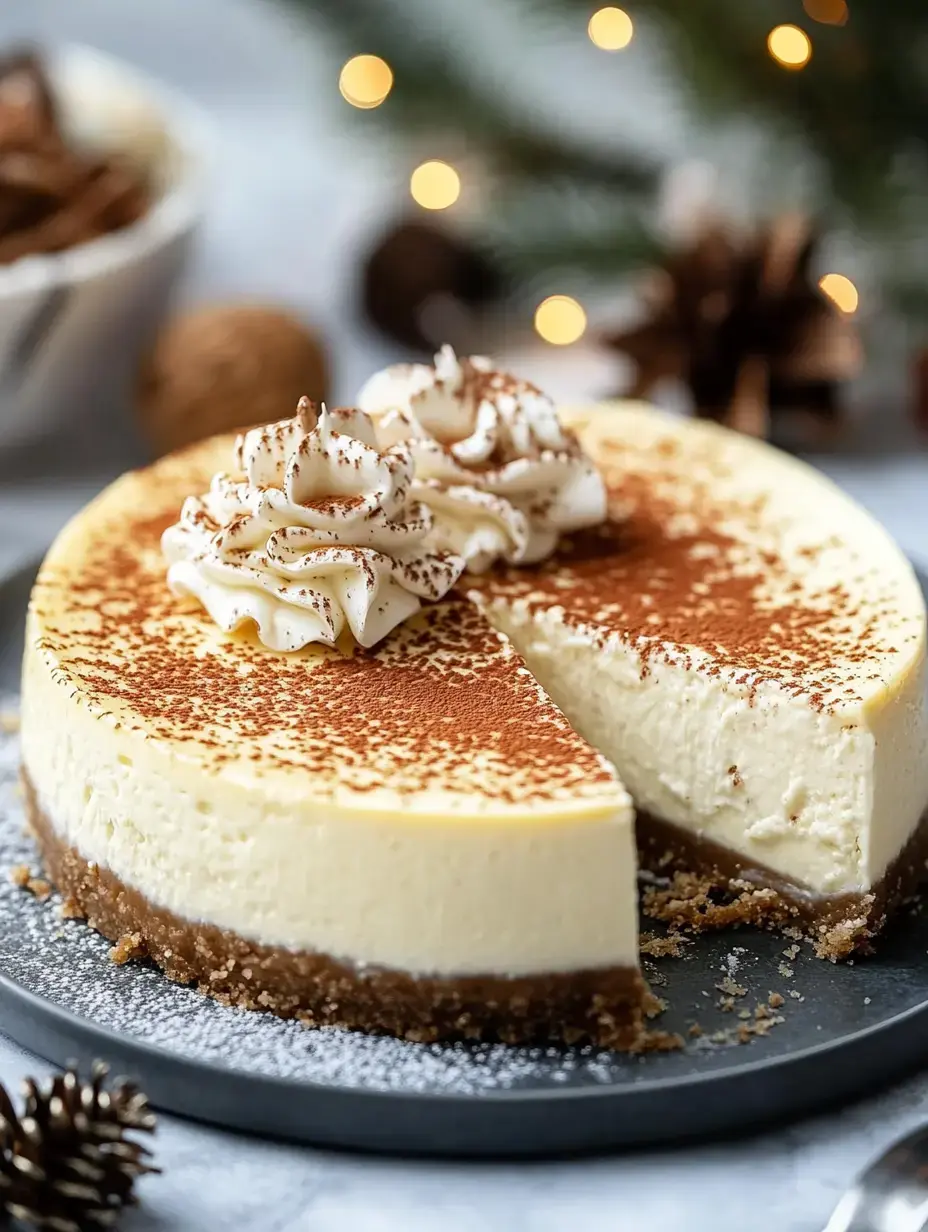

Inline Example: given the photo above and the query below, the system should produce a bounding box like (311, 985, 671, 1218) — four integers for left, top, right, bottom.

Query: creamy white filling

(486, 600, 928, 896)
(20, 639, 639, 978)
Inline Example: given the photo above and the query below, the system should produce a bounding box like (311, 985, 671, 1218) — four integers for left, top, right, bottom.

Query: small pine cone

(0, 1061, 158, 1230)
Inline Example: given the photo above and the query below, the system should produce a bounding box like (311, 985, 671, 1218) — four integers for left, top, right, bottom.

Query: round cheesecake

(19, 400, 928, 1047)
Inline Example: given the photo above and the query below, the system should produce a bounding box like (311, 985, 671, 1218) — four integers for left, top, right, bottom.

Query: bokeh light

(767, 25, 813, 69)
(588, 7, 634, 51)
(534, 295, 588, 345)
(339, 55, 393, 109)
(819, 273, 859, 314)
(802, 0, 849, 26)
(410, 160, 461, 210)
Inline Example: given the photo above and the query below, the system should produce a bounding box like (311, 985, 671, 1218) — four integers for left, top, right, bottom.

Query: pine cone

(605, 213, 861, 447)
(0, 1061, 158, 1231)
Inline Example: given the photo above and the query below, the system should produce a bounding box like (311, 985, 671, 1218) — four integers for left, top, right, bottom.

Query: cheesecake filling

(20, 640, 639, 982)
(484, 598, 928, 899)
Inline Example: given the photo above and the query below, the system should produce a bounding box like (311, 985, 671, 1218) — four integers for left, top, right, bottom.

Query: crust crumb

(109, 932, 146, 964)
(634, 1029, 685, 1054)
(10, 864, 51, 900)
(639, 931, 690, 958)
(9, 864, 30, 888)
(60, 896, 85, 920)
(26, 877, 51, 901)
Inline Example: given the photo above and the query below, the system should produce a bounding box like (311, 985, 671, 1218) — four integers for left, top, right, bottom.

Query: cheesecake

(19, 353, 928, 1048)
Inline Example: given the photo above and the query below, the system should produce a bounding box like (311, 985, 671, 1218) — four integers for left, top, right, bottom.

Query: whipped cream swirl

(357, 346, 606, 572)
(162, 400, 465, 651)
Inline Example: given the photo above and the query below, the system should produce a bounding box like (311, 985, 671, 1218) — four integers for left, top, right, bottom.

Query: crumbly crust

(22, 771, 648, 1050)
(637, 810, 928, 959)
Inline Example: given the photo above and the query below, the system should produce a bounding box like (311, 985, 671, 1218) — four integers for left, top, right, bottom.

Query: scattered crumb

(0, 711, 19, 733)
(768, 992, 785, 1009)
(109, 932, 146, 965)
(688, 1023, 703, 1038)
(644, 993, 668, 1018)
(778, 962, 793, 978)
(59, 896, 85, 921)
(738, 1009, 751, 1020)
(863, 996, 871, 1005)
(789, 990, 804, 1002)
(639, 932, 690, 958)
(26, 877, 51, 901)
(782, 945, 800, 960)
(716, 976, 747, 998)
(635, 1030, 685, 1054)
(641, 989, 667, 1020)
(10, 865, 51, 900)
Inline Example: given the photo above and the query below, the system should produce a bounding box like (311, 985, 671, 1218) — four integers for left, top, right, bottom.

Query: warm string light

(339, 54, 393, 109)
(803, 0, 849, 26)
(534, 295, 587, 345)
(819, 273, 859, 314)
(410, 160, 461, 210)
(767, 24, 813, 69)
(588, 7, 634, 51)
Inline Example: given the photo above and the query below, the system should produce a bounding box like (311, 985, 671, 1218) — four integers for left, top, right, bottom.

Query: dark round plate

(0, 560, 926, 1158)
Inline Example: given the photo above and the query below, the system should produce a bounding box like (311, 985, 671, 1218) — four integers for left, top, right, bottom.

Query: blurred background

(0, 0, 924, 576)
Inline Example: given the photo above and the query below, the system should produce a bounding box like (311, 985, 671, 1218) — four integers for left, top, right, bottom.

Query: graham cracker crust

(637, 811, 928, 959)
(21, 770, 648, 1050)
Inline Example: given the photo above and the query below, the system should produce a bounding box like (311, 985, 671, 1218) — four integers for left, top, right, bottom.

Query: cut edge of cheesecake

(476, 402, 928, 959)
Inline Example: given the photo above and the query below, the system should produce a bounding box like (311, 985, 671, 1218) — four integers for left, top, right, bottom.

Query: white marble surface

(0, 1, 926, 1228)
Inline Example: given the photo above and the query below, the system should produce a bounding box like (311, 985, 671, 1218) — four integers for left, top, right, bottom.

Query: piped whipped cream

(161, 400, 464, 651)
(357, 346, 607, 572)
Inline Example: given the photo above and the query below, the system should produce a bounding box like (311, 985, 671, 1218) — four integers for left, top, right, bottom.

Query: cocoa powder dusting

(474, 431, 913, 712)
(34, 451, 615, 805)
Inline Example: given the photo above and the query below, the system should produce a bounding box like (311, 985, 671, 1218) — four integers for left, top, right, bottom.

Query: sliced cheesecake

(18, 397, 928, 1049)
(476, 404, 928, 956)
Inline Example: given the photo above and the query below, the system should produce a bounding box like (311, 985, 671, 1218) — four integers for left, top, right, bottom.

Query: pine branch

(296, 0, 660, 195)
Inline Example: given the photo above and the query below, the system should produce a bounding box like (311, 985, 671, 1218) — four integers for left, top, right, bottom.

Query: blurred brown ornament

(604, 213, 862, 447)
(137, 304, 329, 457)
(362, 219, 501, 352)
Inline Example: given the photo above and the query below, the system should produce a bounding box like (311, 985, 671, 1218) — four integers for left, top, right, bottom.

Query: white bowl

(0, 44, 209, 455)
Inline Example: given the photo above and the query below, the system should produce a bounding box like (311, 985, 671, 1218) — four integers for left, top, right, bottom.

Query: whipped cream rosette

(162, 399, 464, 650)
(357, 345, 607, 572)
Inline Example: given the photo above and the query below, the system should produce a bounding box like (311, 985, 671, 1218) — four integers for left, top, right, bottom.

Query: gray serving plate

(0, 559, 926, 1158)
